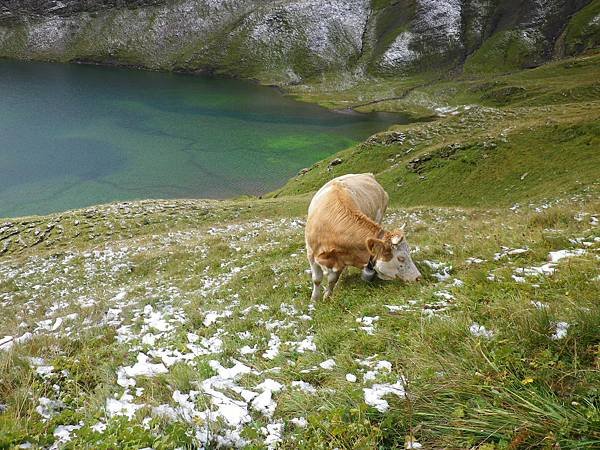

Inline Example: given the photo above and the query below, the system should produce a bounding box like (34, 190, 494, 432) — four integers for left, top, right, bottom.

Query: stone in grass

(328, 158, 343, 168)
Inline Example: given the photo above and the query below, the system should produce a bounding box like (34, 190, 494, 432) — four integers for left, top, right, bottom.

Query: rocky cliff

(1, 0, 599, 84)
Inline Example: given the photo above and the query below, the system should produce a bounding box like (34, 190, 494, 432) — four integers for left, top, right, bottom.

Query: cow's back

(306, 174, 388, 258)
(308, 173, 388, 223)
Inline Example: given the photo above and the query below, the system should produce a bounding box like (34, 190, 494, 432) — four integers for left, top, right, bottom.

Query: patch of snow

(291, 381, 317, 394)
(512, 275, 527, 283)
(53, 422, 83, 444)
(434, 290, 454, 301)
(118, 352, 168, 386)
(289, 335, 316, 353)
(405, 437, 423, 449)
(551, 321, 569, 340)
(381, 31, 418, 67)
(356, 316, 379, 335)
(531, 301, 549, 310)
(106, 391, 143, 419)
(262, 421, 284, 450)
(36, 397, 64, 420)
(319, 359, 336, 370)
(495, 247, 529, 260)
(262, 334, 281, 360)
(291, 417, 308, 428)
(240, 345, 257, 355)
(363, 380, 406, 412)
(255, 379, 283, 393)
(203, 310, 233, 327)
(466, 257, 486, 264)
(251, 390, 277, 418)
(548, 249, 586, 263)
(209, 360, 254, 380)
(469, 323, 494, 339)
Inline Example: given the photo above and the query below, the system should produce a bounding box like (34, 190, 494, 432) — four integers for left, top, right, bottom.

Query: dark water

(0, 60, 404, 218)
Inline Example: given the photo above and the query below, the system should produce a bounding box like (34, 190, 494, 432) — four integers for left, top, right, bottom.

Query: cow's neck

(344, 215, 387, 267)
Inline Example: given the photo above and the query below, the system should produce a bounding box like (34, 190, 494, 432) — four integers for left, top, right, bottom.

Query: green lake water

(0, 60, 404, 218)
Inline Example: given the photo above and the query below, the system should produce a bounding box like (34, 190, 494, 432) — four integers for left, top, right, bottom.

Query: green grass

(0, 52, 599, 449)
(1, 195, 598, 448)
(274, 53, 600, 208)
(562, 0, 600, 56)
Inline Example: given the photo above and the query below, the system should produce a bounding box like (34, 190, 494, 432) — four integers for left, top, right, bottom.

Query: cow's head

(365, 227, 421, 282)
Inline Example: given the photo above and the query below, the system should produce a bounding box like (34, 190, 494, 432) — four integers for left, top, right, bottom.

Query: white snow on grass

(288, 335, 317, 353)
(363, 380, 406, 412)
(515, 248, 588, 281)
(469, 323, 494, 339)
(291, 381, 317, 394)
(36, 397, 64, 420)
(531, 301, 549, 310)
(203, 310, 233, 327)
(551, 321, 569, 340)
(405, 437, 423, 449)
(262, 334, 281, 360)
(466, 257, 486, 264)
(356, 316, 379, 335)
(495, 247, 529, 260)
(122, 352, 168, 377)
(262, 421, 284, 450)
(319, 358, 336, 370)
(290, 417, 308, 428)
(53, 422, 83, 444)
(106, 391, 143, 420)
(0, 333, 32, 352)
(548, 249, 586, 263)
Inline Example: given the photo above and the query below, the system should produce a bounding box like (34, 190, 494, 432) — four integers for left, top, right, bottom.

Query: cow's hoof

(362, 267, 376, 282)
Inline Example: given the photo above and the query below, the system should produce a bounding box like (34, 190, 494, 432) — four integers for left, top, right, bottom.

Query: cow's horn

(400, 223, 406, 231)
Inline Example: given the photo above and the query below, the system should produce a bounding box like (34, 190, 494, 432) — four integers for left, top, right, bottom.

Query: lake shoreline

(0, 55, 417, 118)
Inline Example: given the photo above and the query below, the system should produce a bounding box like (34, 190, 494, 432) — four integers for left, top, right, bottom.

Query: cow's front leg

(323, 268, 342, 299)
(309, 259, 324, 301)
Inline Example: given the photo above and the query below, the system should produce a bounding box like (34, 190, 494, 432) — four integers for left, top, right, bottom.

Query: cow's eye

(397, 256, 405, 263)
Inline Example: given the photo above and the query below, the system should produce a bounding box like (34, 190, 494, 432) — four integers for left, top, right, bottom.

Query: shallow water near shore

(0, 60, 405, 218)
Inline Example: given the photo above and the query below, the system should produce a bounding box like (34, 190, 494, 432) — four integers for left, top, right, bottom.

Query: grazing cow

(305, 173, 421, 300)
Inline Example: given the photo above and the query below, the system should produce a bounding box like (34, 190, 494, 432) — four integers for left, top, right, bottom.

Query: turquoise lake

(0, 60, 404, 218)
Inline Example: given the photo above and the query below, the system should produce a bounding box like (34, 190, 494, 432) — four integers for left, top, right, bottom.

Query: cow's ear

(366, 238, 385, 256)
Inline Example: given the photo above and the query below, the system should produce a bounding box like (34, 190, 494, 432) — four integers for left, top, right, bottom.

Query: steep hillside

(275, 52, 600, 206)
(1, 193, 599, 449)
(1, 0, 599, 85)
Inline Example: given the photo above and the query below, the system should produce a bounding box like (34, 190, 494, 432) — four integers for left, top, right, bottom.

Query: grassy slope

(275, 53, 600, 208)
(0, 54, 599, 449)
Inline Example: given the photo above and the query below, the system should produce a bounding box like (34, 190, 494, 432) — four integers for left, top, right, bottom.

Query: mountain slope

(1, 0, 599, 85)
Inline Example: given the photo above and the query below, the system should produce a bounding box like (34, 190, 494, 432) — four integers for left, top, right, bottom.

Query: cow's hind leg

(308, 256, 323, 301)
(323, 267, 343, 300)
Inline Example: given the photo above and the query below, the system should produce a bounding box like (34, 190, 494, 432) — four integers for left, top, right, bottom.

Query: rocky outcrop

(0, 0, 598, 84)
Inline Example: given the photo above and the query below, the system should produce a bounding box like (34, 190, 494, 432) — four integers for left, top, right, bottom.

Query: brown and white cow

(305, 173, 421, 300)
